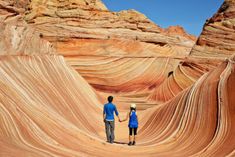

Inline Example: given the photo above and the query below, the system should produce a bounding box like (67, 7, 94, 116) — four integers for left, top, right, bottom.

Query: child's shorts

(129, 128, 138, 135)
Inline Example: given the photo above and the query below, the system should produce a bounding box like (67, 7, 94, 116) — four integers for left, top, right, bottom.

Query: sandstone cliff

(23, 0, 195, 57)
(190, 0, 235, 58)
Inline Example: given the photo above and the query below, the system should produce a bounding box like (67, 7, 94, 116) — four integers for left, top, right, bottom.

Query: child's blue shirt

(129, 110, 138, 128)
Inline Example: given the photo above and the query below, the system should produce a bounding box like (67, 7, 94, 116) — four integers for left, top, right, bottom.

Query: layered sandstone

(190, 0, 235, 58)
(0, 1, 55, 55)
(22, 0, 195, 58)
(0, 0, 197, 110)
(1, 54, 235, 157)
(1, 0, 235, 157)
(164, 25, 197, 41)
(148, 58, 221, 103)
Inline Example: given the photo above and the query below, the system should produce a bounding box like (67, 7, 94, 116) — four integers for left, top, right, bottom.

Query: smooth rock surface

(0, 0, 235, 157)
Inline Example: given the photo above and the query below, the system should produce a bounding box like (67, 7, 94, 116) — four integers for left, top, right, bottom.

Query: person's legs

(133, 135, 136, 142)
(110, 121, 115, 143)
(128, 128, 133, 145)
(105, 121, 111, 142)
(132, 128, 138, 145)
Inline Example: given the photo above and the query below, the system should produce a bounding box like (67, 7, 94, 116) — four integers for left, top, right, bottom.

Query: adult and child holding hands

(103, 96, 138, 146)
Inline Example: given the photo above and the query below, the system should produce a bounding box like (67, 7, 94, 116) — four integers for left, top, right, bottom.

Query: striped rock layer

(190, 0, 235, 58)
(0, 0, 235, 157)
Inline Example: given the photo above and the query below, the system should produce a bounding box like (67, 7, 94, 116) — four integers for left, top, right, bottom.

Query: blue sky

(102, 0, 224, 36)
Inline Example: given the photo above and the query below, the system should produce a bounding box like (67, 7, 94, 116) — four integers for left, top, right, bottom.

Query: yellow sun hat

(130, 103, 136, 108)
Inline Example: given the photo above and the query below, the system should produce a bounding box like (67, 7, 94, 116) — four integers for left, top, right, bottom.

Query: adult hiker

(121, 103, 138, 146)
(103, 96, 121, 143)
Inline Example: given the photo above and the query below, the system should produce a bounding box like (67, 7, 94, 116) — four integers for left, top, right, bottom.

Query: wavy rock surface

(1, 0, 235, 157)
(148, 58, 221, 103)
(67, 55, 182, 110)
(138, 58, 235, 157)
(17, 0, 197, 110)
(0, 1, 55, 55)
(0, 52, 235, 157)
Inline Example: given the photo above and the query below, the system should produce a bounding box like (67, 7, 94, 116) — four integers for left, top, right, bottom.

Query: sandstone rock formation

(0, 55, 235, 157)
(164, 25, 197, 41)
(190, 0, 235, 58)
(0, 0, 197, 109)
(0, 0, 235, 157)
(22, 0, 195, 56)
(148, 58, 221, 103)
(0, 1, 55, 54)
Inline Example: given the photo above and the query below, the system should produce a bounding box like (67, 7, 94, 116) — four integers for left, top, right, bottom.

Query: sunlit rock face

(0, 56, 235, 157)
(23, 0, 195, 56)
(1, 0, 235, 157)
(0, 1, 55, 55)
(138, 58, 235, 157)
(147, 58, 221, 103)
(163, 25, 197, 41)
(190, 0, 235, 58)
(14, 0, 197, 109)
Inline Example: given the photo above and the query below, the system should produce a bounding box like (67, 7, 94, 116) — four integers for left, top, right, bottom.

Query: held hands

(118, 117, 124, 122)
(119, 119, 123, 122)
(118, 118, 126, 123)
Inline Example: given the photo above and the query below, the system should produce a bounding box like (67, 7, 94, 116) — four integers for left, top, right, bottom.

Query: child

(121, 103, 138, 146)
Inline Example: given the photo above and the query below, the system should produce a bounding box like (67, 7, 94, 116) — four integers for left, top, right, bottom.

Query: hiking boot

(132, 141, 136, 145)
(128, 142, 132, 146)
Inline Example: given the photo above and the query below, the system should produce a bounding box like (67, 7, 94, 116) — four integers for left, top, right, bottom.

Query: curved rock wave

(1, 0, 235, 156)
(0, 55, 235, 157)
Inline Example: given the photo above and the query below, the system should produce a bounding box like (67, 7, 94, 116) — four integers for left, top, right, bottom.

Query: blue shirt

(128, 110, 138, 128)
(103, 103, 119, 121)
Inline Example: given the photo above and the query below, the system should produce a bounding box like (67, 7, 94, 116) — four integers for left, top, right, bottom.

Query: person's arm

(121, 112, 129, 122)
(114, 105, 121, 122)
(117, 115, 121, 122)
(103, 105, 106, 122)
(136, 114, 138, 124)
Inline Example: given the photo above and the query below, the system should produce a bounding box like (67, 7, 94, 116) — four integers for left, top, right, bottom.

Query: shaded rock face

(1, 0, 235, 157)
(190, 0, 235, 58)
